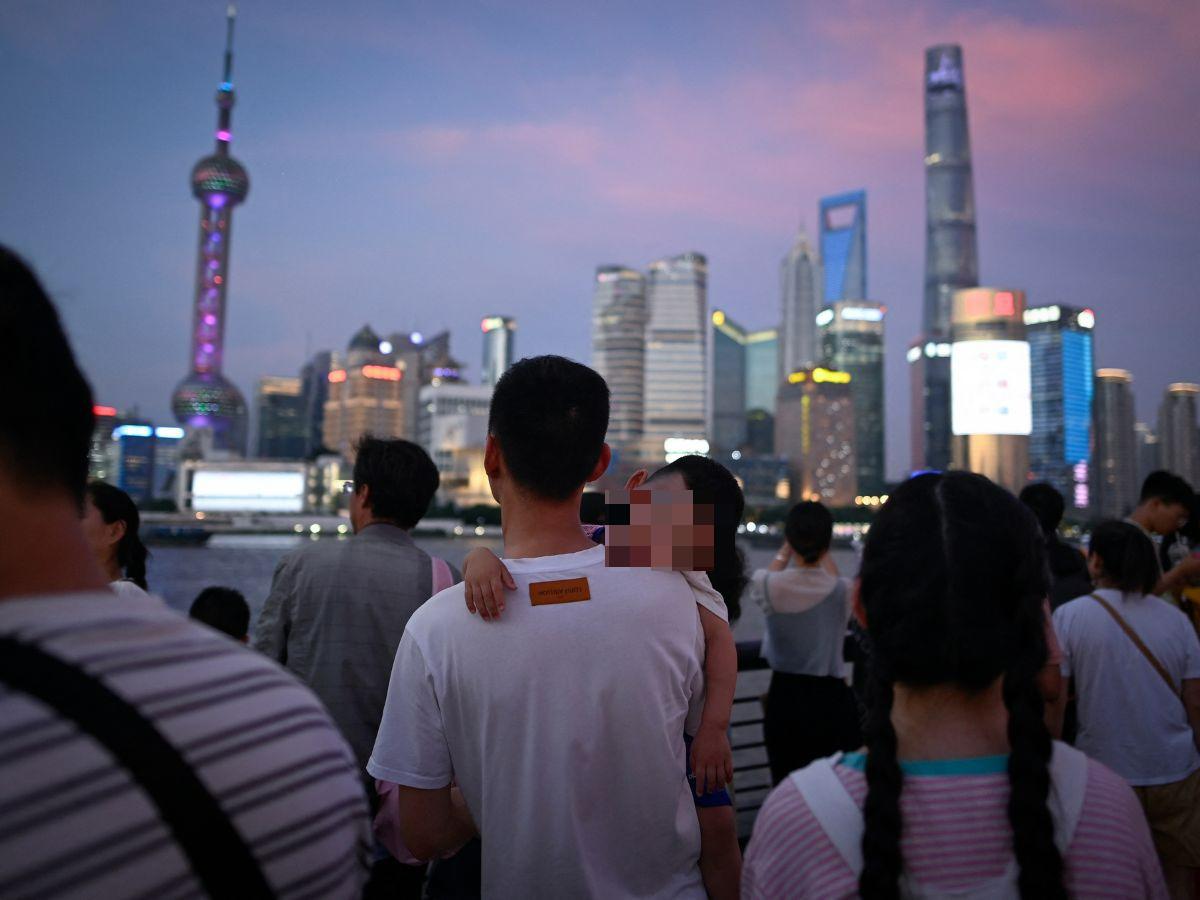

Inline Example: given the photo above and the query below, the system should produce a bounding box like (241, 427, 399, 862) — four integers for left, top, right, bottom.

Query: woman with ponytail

(82, 481, 151, 599)
(744, 472, 1165, 898)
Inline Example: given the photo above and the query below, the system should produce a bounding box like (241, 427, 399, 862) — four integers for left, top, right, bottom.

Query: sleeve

(1042, 599, 1063, 668)
(746, 569, 771, 615)
(253, 554, 294, 662)
(683, 570, 728, 623)
(367, 630, 454, 788)
(1052, 605, 1072, 677)
(1180, 609, 1200, 680)
(684, 605, 708, 737)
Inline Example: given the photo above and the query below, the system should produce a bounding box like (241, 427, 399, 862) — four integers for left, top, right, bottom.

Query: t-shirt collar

(502, 544, 604, 575)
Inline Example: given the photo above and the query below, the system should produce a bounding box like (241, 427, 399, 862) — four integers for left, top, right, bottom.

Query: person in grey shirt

(256, 435, 456, 771)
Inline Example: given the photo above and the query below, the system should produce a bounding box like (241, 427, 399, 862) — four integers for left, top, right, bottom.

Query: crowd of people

(2, 240, 1199, 899)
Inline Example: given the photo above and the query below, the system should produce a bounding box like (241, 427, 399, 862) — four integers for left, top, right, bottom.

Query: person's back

(255, 436, 445, 769)
(1019, 482, 1092, 609)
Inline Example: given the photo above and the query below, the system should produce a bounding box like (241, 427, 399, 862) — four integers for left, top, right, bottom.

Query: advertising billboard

(951, 340, 1032, 436)
(192, 469, 306, 512)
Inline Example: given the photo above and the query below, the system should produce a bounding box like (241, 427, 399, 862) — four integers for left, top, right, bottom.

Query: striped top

(743, 750, 1166, 899)
(0, 591, 371, 900)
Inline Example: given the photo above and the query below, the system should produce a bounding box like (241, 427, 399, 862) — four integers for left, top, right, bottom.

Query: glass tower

(819, 191, 867, 303)
(709, 311, 748, 454)
(780, 231, 822, 376)
(480, 316, 516, 387)
(1158, 383, 1200, 486)
(1025, 305, 1095, 509)
(592, 266, 647, 462)
(819, 302, 886, 493)
(921, 44, 979, 471)
(255, 376, 306, 460)
(1091, 369, 1138, 519)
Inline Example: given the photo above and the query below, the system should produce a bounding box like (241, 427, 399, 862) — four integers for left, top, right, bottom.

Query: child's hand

(462, 547, 516, 620)
(690, 724, 734, 796)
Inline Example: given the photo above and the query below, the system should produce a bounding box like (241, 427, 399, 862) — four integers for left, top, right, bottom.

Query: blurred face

(1147, 499, 1188, 535)
(80, 496, 122, 565)
(604, 474, 715, 570)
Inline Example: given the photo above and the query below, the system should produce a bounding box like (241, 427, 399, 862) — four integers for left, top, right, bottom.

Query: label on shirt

(529, 578, 591, 606)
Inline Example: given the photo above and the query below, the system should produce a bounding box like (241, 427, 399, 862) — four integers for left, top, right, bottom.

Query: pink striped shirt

(743, 752, 1166, 899)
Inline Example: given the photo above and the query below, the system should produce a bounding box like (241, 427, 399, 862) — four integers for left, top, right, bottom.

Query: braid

(859, 669, 903, 900)
(1004, 661, 1066, 899)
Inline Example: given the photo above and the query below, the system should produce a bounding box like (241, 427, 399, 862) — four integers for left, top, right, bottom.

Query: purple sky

(2, 0, 1197, 478)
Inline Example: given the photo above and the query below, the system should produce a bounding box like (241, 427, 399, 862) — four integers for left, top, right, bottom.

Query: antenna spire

(223, 5, 237, 84)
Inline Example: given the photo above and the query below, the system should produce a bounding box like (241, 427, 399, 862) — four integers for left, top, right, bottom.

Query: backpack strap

(0, 636, 274, 898)
(788, 753, 864, 875)
(430, 556, 455, 595)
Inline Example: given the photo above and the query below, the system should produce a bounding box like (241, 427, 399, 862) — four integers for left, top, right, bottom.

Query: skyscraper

(322, 326, 406, 461)
(592, 266, 647, 462)
(255, 376, 306, 459)
(780, 231, 822, 376)
(1158, 383, 1200, 485)
(643, 253, 708, 464)
(709, 311, 748, 454)
(171, 7, 250, 455)
(1025, 305, 1095, 509)
(775, 367, 857, 506)
(299, 350, 332, 457)
(1091, 369, 1138, 519)
(920, 44, 979, 471)
(819, 301, 886, 493)
(819, 191, 867, 303)
(481, 316, 516, 387)
(744, 328, 779, 456)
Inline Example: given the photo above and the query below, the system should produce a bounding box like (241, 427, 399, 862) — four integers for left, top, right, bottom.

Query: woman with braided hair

(743, 472, 1165, 898)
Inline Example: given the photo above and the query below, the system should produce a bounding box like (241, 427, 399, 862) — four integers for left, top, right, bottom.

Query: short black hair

(353, 436, 439, 529)
(1019, 482, 1066, 535)
(488, 355, 609, 501)
(189, 586, 250, 640)
(1139, 470, 1194, 507)
(1088, 521, 1159, 595)
(0, 246, 94, 506)
(785, 501, 834, 564)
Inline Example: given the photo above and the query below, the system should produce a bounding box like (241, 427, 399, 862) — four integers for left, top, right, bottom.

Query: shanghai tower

(171, 5, 250, 454)
(918, 44, 978, 470)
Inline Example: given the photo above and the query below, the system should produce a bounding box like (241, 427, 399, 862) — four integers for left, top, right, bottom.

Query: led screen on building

(951, 340, 1032, 436)
(192, 470, 305, 512)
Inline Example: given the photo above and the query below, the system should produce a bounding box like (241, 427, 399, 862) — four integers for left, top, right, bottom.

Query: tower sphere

(191, 154, 250, 204)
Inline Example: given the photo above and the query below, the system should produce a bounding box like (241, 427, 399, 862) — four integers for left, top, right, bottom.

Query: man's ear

(852, 578, 867, 628)
(587, 443, 612, 484)
(107, 518, 127, 548)
(357, 482, 371, 511)
(484, 434, 502, 479)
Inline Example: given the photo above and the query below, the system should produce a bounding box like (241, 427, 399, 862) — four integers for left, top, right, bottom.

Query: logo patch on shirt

(529, 577, 591, 606)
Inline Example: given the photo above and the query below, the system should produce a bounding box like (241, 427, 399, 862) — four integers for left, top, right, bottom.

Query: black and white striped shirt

(0, 591, 371, 900)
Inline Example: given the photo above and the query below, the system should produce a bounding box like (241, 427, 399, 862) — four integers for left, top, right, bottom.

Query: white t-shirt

(368, 544, 708, 899)
(109, 579, 152, 602)
(1054, 587, 1200, 785)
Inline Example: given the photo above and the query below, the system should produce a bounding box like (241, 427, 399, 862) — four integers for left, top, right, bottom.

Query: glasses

(341, 480, 356, 495)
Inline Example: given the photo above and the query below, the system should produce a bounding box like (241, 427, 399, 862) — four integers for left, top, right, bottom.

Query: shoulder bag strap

(0, 636, 274, 898)
(788, 755, 864, 875)
(1089, 593, 1179, 695)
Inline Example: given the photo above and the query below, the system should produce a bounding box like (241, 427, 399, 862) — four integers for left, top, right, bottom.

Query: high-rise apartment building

(1158, 383, 1200, 485)
(642, 253, 708, 464)
(1025, 305, 1095, 509)
(255, 376, 306, 459)
(322, 326, 407, 461)
(592, 266, 647, 463)
(481, 316, 516, 387)
(920, 44, 979, 472)
(775, 367, 857, 506)
(950, 288, 1030, 494)
(819, 301, 886, 493)
(709, 311, 749, 454)
(780, 231, 822, 377)
(819, 191, 867, 303)
(1091, 369, 1138, 519)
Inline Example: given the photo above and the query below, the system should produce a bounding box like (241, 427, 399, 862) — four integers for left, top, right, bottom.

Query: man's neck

(890, 678, 1009, 761)
(0, 496, 108, 601)
(1129, 506, 1155, 535)
(500, 490, 593, 560)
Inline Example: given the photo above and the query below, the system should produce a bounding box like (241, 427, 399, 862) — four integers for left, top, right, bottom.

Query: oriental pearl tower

(171, 5, 250, 454)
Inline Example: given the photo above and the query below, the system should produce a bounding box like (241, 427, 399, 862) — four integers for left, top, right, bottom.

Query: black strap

(0, 636, 274, 899)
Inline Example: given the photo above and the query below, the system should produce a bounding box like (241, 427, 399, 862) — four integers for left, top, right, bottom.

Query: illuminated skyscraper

(1158, 383, 1200, 485)
(481, 316, 516, 387)
(780, 231, 822, 375)
(255, 376, 305, 460)
(775, 368, 857, 506)
(920, 45, 979, 471)
(819, 301, 886, 493)
(171, 7, 250, 454)
(1025, 305, 1096, 509)
(1091, 369, 1138, 519)
(709, 311, 748, 454)
(819, 191, 867, 303)
(322, 326, 406, 461)
(592, 266, 647, 462)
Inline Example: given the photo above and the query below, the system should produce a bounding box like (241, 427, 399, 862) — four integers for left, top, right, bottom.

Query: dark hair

(352, 436, 439, 529)
(488, 356, 609, 501)
(1088, 521, 1159, 595)
(857, 472, 1062, 899)
(784, 501, 834, 564)
(1019, 482, 1065, 536)
(650, 455, 748, 623)
(0, 247, 94, 506)
(86, 481, 149, 590)
(189, 586, 250, 640)
(1139, 470, 1194, 507)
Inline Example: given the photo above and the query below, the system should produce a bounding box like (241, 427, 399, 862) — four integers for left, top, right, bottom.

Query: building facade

(709, 311, 748, 455)
(1025, 305, 1095, 510)
(1091, 369, 1138, 520)
(591, 266, 647, 463)
(780, 231, 822, 376)
(1158, 383, 1200, 486)
(819, 191, 867, 303)
(775, 367, 857, 507)
(255, 376, 306, 459)
(906, 335, 952, 476)
(418, 382, 494, 507)
(920, 44, 980, 472)
(642, 253, 708, 465)
(819, 301, 885, 494)
(299, 351, 332, 458)
(481, 316, 516, 388)
(1135, 423, 1160, 486)
(322, 326, 407, 461)
(171, 8, 250, 454)
(744, 328, 779, 456)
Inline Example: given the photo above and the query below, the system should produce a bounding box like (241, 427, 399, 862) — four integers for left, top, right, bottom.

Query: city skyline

(3, 1, 1198, 479)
